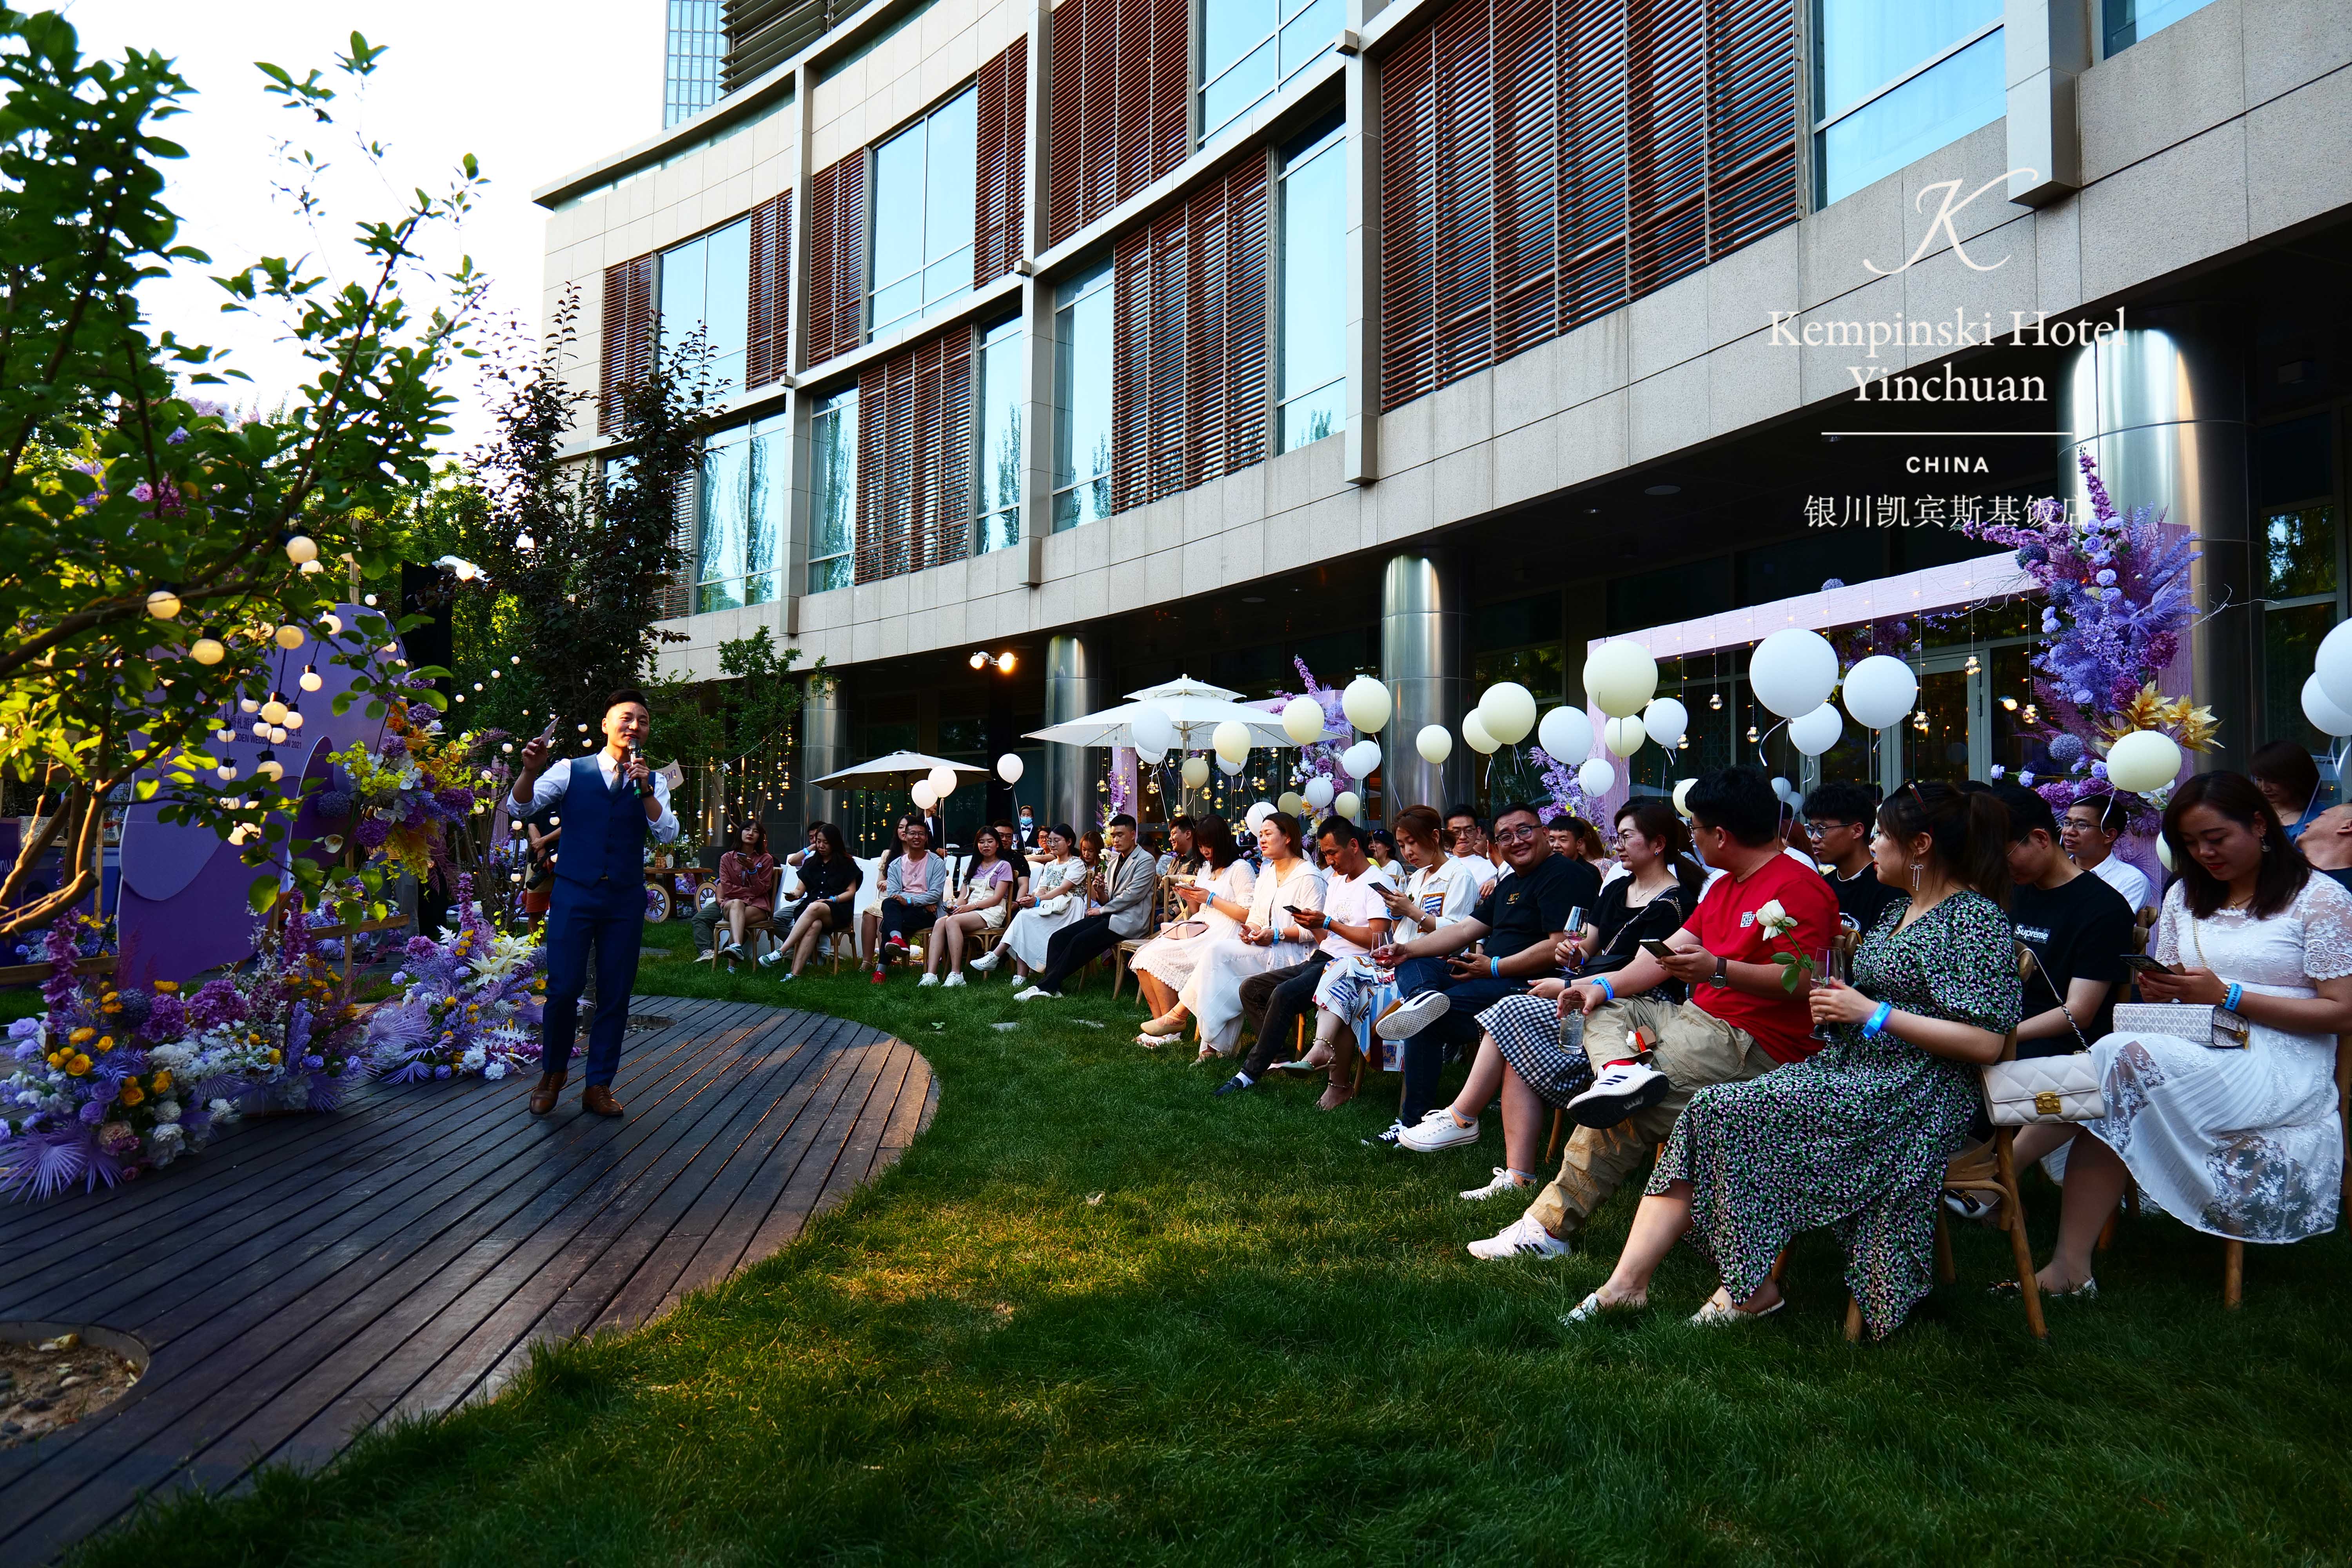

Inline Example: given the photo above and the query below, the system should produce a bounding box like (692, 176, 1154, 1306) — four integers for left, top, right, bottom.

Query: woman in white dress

(1133, 815, 1255, 1045)
(2026, 772, 2352, 1297)
(973, 823, 1087, 980)
(1180, 813, 1325, 1060)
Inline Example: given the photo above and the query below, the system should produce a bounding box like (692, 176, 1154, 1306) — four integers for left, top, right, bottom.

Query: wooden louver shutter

(1704, 0, 1797, 263)
(659, 465, 699, 620)
(1045, 0, 1189, 249)
(853, 326, 975, 584)
(1626, 0, 1710, 298)
(806, 152, 867, 366)
(1559, 0, 1630, 331)
(599, 253, 656, 435)
(1378, 23, 1439, 412)
(1489, 0, 1561, 363)
(746, 189, 793, 390)
(975, 39, 1028, 286)
(1429, 0, 1497, 391)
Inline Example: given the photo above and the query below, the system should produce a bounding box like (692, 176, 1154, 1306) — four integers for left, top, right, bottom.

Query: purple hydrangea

(313, 789, 355, 821)
(144, 993, 186, 1042)
(355, 817, 392, 850)
(433, 787, 474, 816)
(187, 977, 248, 1031)
(167, 426, 190, 445)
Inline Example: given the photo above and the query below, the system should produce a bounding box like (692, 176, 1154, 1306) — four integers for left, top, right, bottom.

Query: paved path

(0, 997, 932, 1561)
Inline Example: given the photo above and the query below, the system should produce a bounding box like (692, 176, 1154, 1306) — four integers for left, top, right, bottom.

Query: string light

(146, 587, 181, 619)
(299, 664, 323, 692)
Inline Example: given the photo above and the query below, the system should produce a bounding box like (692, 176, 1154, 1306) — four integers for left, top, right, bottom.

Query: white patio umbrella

(1022, 673, 1299, 750)
(808, 750, 989, 789)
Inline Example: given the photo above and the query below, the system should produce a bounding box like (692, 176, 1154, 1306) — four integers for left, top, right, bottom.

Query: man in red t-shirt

(1468, 766, 1840, 1261)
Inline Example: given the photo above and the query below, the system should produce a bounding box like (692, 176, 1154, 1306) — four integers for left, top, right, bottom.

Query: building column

(1040, 631, 1101, 829)
(2058, 302, 2252, 768)
(1379, 551, 1465, 820)
(799, 671, 850, 838)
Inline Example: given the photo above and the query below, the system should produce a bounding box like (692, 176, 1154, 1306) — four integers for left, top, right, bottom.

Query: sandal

(1991, 1277, 2097, 1301)
(1688, 1285, 1784, 1326)
(1561, 1290, 1639, 1325)
(1133, 1032, 1167, 1049)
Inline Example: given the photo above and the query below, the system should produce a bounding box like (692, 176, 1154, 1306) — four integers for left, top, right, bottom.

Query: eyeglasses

(1494, 824, 1541, 843)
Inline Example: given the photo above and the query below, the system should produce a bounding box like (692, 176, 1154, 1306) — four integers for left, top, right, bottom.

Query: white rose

(1755, 898, 1796, 937)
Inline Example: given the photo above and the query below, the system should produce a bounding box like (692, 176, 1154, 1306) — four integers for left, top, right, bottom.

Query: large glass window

(807, 388, 857, 593)
(1813, 0, 2004, 207)
(2256, 414, 2343, 757)
(1052, 261, 1113, 532)
(1201, 0, 1340, 143)
(869, 86, 977, 340)
(975, 317, 1024, 555)
(1276, 122, 1345, 455)
(2102, 0, 2218, 56)
(693, 415, 787, 613)
(660, 217, 751, 396)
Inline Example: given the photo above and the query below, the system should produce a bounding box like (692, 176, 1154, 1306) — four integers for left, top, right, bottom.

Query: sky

(64, 0, 666, 454)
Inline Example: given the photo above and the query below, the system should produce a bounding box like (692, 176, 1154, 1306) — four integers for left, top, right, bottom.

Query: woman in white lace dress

(2028, 772, 2352, 1297)
(973, 823, 1088, 980)
(1132, 816, 1255, 1045)
(1180, 813, 1325, 1059)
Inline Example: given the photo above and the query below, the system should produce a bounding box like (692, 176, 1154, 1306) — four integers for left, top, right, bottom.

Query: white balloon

(1278, 791, 1307, 816)
(927, 764, 959, 798)
(1303, 777, 1336, 810)
(1246, 801, 1276, 829)
(1770, 777, 1794, 802)
(1603, 715, 1646, 757)
(2302, 673, 2352, 737)
(1584, 642, 1658, 719)
(1672, 777, 1697, 818)
(1577, 757, 1615, 797)
(1341, 739, 1382, 780)
(996, 753, 1025, 784)
(1217, 753, 1244, 776)
(1477, 682, 1538, 745)
(1788, 702, 1844, 757)
(1341, 675, 1393, 733)
(2317, 619, 2352, 715)
(1180, 756, 1210, 788)
(1416, 724, 1453, 764)
(1281, 695, 1327, 747)
(1537, 706, 1594, 764)
(1462, 711, 1500, 755)
(1212, 719, 1252, 766)
(1334, 790, 1361, 820)
(1136, 745, 1166, 766)
(2105, 729, 2183, 793)
(2155, 833, 2174, 872)
(1749, 628, 1840, 719)
(911, 780, 938, 810)
(1641, 697, 1688, 751)
(1132, 705, 1176, 755)
(1841, 654, 1919, 730)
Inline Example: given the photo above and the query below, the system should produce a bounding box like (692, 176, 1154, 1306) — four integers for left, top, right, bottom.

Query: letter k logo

(1863, 172, 2037, 276)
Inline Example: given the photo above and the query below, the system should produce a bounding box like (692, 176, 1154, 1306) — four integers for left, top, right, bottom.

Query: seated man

(1368, 800, 1597, 1144)
(1466, 766, 1836, 1260)
(869, 819, 944, 973)
(1804, 781, 1902, 934)
(1217, 817, 1393, 1099)
(1015, 815, 1158, 998)
(1996, 782, 2132, 1056)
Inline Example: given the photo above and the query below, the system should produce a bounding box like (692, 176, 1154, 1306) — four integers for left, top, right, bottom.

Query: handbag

(2110, 921, 2252, 1049)
(1981, 1053, 2106, 1124)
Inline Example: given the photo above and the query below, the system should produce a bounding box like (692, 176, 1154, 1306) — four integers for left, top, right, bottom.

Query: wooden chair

(1111, 877, 1178, 1002)
(2218, 1032, 2352, 1309)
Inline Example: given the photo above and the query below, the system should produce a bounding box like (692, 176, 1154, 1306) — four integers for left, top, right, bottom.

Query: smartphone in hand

(2120, 954, 2181, 976)
(1639, 938, 1677, 960)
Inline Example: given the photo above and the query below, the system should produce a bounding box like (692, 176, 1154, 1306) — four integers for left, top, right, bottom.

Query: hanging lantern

(145, 587, 181, 620)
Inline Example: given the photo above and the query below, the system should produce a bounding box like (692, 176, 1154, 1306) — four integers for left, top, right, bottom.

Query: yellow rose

(96, 1036, 113, 1051)
(120, 1081, 145, 1106)
(269, 1049, 283, 1064)
(153, 980, 179, 993)
(152, 1070, 173, 1092)
(67, 1053, 92, 1075)
(69, 1026, 94, 1045)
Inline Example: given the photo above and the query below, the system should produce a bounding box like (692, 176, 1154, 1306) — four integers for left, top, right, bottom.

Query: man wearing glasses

(1802, 781, 1901, 933)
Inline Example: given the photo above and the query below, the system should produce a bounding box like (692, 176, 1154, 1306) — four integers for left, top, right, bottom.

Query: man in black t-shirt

(1994, 783, 2133, 1057)
(1803, 781, 1901, 933)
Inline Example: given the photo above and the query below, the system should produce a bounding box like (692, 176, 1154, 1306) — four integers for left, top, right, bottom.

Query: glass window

(975, 317, 1024, 555)
(1814, 0, 2004, 207)
(692, 415, 786, 614)
(1201, 0, 1340, 142)
(660, 217, 752, 396)
(1276, 123, 1345, 455)
(2102, 0, 2218, 56)
(808, 388, 857, 593)
(1052, 261, 1113, 532)
(869, 86, 978, 341)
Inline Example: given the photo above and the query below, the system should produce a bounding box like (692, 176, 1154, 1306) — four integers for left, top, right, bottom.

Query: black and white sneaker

(1942, 1189, 2000, 1225)
(1362, 1118, 1408, 1148)
(1374, 991, 1451, 1041)
(1566, 1060, 1671, 1128)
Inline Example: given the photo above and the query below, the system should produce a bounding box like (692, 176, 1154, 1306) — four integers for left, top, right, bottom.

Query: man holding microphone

(511, 690, 678, 1118)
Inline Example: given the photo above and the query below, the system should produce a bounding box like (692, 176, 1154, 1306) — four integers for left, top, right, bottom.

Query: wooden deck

(0, 997, 933, 1561)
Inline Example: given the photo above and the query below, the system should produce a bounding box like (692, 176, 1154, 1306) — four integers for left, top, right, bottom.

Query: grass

(71, 919, 2352, 1565)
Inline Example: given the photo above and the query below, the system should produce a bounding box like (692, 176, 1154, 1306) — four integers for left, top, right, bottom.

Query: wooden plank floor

(0, 998, 932, 1562)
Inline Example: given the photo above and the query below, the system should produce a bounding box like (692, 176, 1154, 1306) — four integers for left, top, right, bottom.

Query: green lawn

(74, 919, 2352, 1565)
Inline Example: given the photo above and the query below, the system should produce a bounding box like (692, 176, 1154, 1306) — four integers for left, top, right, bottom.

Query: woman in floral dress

(1567, 783, 2020, 1338)
(2025, 772, 2352, 1296)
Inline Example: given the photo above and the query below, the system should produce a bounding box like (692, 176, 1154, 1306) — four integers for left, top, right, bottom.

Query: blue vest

(552, 753, 649, 891)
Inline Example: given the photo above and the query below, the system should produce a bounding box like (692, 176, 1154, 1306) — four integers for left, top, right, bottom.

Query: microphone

(626, 742, 644, 798)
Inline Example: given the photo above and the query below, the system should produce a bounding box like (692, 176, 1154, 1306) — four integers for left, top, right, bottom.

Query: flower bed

(366, 876, 546, 1083)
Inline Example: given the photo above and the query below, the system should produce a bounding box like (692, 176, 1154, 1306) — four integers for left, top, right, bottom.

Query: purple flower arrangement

(366, 876, 546, 1084)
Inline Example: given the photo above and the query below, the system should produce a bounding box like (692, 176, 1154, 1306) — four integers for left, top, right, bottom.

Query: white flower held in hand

(1755, 898, 1797, 939)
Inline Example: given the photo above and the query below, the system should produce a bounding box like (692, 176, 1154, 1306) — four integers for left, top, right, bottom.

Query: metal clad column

(1380, 552, 1463, 820)
(1041, 632, 1101, 829)
(2058, 303, 2252, 768)
(799, 673, 849, 842)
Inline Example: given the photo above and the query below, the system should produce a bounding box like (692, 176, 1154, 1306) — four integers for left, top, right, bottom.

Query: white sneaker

(775, 970, 795, 984)
(917, 973, 940, 988)
(969, 949, 1001, 973)
(756, 947, 783, 968)
(1568, 1060, 1671, 1129)
(1375, 991, 1451, 1041)
(1466, 1214, 1572, 1261)
(1397, 1108, 1480, 1152)
(942, 973, 965, 989)
(1015, 985, 1051, 1002)
(1460, 1167, 1533, 1202)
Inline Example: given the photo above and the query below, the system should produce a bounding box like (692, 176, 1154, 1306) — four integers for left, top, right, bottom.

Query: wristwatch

(1708, 955, 1729, 988)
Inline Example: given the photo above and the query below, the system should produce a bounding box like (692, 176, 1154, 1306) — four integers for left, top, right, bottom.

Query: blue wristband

(1863, 1000, 1894, 1037)
(1594, 974, 1615, 1002)
(1489, 956, 1500, 978)
(2225, 981, 2243, 1013)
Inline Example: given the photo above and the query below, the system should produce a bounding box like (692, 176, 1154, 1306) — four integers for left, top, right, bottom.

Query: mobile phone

(1639, 939, 1678, 960)
(2120, 954, 2179, 976)
(535, 713, 562, 744)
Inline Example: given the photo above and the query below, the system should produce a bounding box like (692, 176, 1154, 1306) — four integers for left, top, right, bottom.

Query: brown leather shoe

(528, 1071, 567, 1116)
(581, 1083, 625, 1118)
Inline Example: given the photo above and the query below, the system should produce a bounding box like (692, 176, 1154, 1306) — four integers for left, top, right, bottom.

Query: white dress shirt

(514, 750, 680, 844)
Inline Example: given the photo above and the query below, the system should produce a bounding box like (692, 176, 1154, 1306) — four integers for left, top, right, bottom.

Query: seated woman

(694, 820, 781, 962)
(1131, 816, 1255, 1045)
(1565, 782, 2020, 1338)
(1402, 799, 1704, 1178)
(974, 823, 1087, 979)
(2019, 771, 2352, 1298)
(1179, 812, 1324, 1060)
(924, 824, 1018, 987)
(769, 822, 862, 982)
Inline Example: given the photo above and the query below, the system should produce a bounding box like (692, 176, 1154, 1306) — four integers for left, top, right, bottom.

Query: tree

(0, 13, 485, 931)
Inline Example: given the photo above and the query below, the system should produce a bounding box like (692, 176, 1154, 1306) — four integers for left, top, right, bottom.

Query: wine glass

(1812, 942, 1849, 1041)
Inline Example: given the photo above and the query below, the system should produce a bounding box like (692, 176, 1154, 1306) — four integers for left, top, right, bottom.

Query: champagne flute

(1812, 941, 1849, 1041)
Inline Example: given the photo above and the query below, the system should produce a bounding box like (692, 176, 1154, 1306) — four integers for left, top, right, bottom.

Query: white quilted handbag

(1982, 1053, 2105, 1125)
